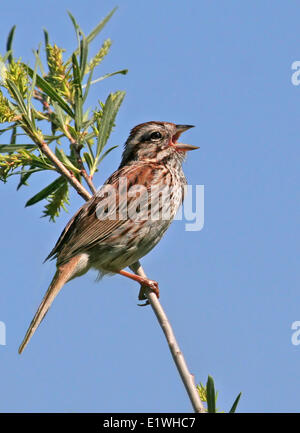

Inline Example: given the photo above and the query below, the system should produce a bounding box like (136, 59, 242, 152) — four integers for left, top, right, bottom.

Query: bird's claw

(137, 279, 159, 306)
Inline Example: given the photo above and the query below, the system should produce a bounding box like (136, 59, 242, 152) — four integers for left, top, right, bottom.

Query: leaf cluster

(197, 375, 242, 413)
(0, 8, 127, 220)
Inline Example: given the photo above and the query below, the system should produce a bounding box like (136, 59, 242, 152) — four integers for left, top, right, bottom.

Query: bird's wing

(45, 163, 164, 265)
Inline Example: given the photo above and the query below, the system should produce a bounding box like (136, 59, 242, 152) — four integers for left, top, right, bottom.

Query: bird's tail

(18, 257, 80, 354)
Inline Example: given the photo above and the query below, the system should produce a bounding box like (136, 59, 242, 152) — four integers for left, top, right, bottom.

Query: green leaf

(83, 131, 96, 142)
(67, 10, 85, 48)
(0, 124, 18, 135)
(0, 150, 51, 183)
(32, 47, 45, 76)
(85, 137, 95, 160)
(86, 8, 117, 45)
(6, 98, 21, 118)
(55, 147, 80, 173)
(5, 79, 34, 131)
(52, 101, 67, 130)
(98, 145, 118, 164)
(72, 53, 83, 131)
(27, 45, 41, 119)
(66, 11, 87, 71)
(23, 151, 54, 170)
(65, 7, 117, 66)
(82, 69, 128, 89)
(92, 91, 125, 173)
(81, 116, 97, 134)
(43, 133, 65, 145)
(43, 28, 51, 69)
(67, 11, 83, 34)
(25, 176, 65, 207)
(10, 126, 17, 145)
(82, 69, 94, 103)
(82, 107, 91, 122)
(6, 79, 27, 116)
(3, 50, 13, 64)
(24, 65, 74, 118)
(72, 52, 82, 88)
(43, 28, 49, 47)
(96, 91, 125, 153)
(229, 392, 242, 413)
(0, 144, 37, 153)
(6, 25, 16, 64)
(17, 167, 34, 190)
(82, 152, 94, 170)
(65, 124, 77, 140)
(43, 177, 69, 221)
(206, 376, 217, 413)
(79, 36, 88, 78)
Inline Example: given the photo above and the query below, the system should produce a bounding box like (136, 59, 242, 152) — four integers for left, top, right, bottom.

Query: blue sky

(0, 0, 299, 413)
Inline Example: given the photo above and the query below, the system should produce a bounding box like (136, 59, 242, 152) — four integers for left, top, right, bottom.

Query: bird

(18, 121, 198, 354)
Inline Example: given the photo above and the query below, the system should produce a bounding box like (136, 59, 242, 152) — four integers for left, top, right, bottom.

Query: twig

(39, 141, 91, 200)
(25, 129, 92, 201)
(81, 167, 97, 195)
(33, 89, 53, 115)
(31, 94, 96, 196)
(64, 126, 97, 196)
(74, 149, 97, 195)
(130, 261, 206, 413)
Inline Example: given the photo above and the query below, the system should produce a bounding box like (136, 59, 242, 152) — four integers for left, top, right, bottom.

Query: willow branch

(64, 126, 97, 196)
(24, 128, 92, 201)
(129, 261, 206, 413)
(33, 89, 53, 116)
(75, 150, 97, 195)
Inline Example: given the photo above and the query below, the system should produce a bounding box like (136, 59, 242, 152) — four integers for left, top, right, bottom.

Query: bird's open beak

(172, 124, 199, 151)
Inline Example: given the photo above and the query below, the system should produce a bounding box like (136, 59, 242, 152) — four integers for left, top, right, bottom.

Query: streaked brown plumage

(19, 121, 197, 354)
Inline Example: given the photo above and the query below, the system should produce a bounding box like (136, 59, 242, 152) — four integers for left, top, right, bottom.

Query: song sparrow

(18, 121, 198, 354)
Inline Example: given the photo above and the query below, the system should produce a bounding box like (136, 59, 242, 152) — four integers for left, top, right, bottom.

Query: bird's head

(120, 121, 197, 167)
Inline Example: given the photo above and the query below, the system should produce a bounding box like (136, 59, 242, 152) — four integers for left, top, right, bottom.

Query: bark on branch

(130, 261, 205, 413)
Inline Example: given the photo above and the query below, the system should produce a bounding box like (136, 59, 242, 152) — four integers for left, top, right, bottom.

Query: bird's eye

(150, 131, 162, 140)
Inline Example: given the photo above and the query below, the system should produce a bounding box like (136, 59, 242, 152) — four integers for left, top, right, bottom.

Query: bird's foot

(117, 269, 159, 307)
(138, 279, 159, 306)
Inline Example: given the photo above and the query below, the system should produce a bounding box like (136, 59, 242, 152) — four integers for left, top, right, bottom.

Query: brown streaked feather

(127, 121, 172, 138)
(19, 255, 81, 354)
(45, 162, 162, 266)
